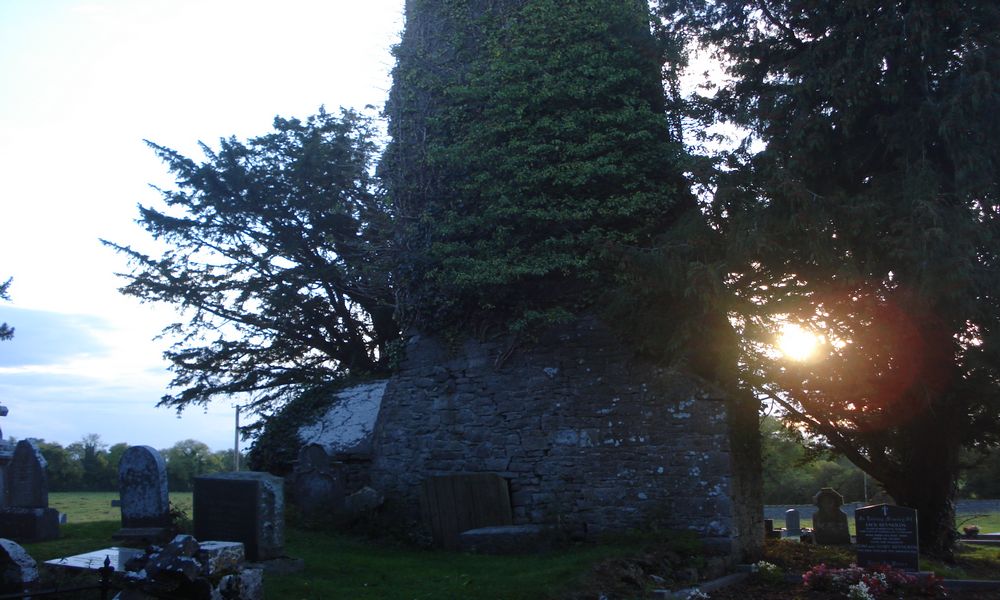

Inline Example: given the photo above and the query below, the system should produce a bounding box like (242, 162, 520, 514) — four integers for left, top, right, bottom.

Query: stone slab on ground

(653, 572, 749, 599)
(246, 557, 305, 575)
(457, 524, 549, 554)
(943, 579, 1000, 591)
(44, 547, 144, 572)
(111, 527, 172, 545)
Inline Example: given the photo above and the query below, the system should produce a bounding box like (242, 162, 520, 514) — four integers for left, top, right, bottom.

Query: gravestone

(193, 472, 284, 562)
(812, 487, 851, 545)
(419, 473, 513, 550)
(291, 444, 345, 518)
(0, 405, 13, 509)
(114, 445, 170, 543)
(855, 504, 919, 571)
(0, 440, 59, 542)
(785, 508, 801, 537)
(0, 538, 38, 595)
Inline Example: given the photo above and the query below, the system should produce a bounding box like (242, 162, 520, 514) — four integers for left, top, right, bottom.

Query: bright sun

(777, 323, 821, 361)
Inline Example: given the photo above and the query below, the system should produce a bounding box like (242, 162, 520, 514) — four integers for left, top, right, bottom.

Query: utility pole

(234, 404, 240, 472)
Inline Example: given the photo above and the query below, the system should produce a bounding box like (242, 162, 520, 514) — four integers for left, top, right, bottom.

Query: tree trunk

(880, 411, 961, 560)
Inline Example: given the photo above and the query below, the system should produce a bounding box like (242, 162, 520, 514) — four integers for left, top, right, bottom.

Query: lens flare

(777, 324, 820, 361)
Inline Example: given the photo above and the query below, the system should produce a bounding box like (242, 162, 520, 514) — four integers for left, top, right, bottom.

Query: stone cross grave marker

(812, 487, 851, 545)
(193, 472, 285, 562)
(855, 504, 919, 571)
(785, 508, 801, 538)
(115, 446, 170, 541)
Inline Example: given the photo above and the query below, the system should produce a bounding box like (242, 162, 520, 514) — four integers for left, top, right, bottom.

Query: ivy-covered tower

(381, 0, 692, 331)
(372, 0, 762, 560)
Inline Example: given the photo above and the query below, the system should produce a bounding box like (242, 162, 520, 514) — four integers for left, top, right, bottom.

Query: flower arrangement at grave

(801, 563, 946, 598)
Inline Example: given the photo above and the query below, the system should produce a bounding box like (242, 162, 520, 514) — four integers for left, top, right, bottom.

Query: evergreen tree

(106, 109, 397, 418)
(0, 278, 13, 341)
(659, 0, 1000, 556)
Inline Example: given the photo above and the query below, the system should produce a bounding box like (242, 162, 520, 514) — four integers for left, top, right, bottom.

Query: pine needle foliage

(657, 0, 1000, 556)
(104, 109, 397, 420)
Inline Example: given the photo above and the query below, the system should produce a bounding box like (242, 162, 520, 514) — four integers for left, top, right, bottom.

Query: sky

(0, 0, 404, 451)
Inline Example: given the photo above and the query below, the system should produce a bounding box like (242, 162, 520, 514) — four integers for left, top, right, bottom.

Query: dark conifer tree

(659, 0, 1000, 556)
(106, 109, 397, 420)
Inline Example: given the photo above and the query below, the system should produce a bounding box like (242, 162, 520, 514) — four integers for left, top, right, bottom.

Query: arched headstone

(0, 441, 59, 542)
(291, 444, 345, 518)
(7, 441, 47, 509)
(115, 446, 170, 542)
(812, 487, 851, 545)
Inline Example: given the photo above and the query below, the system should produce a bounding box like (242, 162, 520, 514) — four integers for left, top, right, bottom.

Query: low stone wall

(369, 318, 749, 549)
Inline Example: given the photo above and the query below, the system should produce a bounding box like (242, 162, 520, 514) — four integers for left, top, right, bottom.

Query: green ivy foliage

(384, 0, 690, 335)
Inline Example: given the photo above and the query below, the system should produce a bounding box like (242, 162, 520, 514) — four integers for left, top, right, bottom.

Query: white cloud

(0, 0, 404, 451)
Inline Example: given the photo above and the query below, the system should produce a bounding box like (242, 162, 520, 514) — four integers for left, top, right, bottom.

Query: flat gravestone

(419, 473, 513, 550)
(855, 504, 919, 571)
(7, 440, 48, 508)
(115, 446, 170, 542)
(812, 487, 851, 545)
(193, 472, 284, 562)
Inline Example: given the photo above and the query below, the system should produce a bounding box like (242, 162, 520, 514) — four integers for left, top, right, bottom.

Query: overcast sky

(0, 0, 404, 451)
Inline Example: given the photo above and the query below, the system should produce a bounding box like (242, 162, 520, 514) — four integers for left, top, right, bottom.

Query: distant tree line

(30, 435, 242, 492)
(763, 416, 1000, 504)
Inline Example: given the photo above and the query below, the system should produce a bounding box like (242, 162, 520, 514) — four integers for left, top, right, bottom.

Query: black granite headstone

(855, 504, 919, 571)
(193, 472, 284, 562)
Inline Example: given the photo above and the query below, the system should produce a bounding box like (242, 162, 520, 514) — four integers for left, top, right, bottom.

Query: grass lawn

(34, 492, 642, 599)
(24, 493, 1000, 599)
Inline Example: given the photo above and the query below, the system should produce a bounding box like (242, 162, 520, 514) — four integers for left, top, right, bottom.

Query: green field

(768, 512, 1000, 536)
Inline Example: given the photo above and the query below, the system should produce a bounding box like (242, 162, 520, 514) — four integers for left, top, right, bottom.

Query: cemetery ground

(11, 493, 1000, 599)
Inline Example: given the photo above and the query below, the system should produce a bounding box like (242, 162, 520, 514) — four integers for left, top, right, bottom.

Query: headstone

(344, 486, 384, 518)
(0, 440, 59, 542)
(763, 518, 780, 539)
(115, 446, 170, 543)
(0, 405, 12, 509)
(290, 444, 345, 518)
(785, 508, 801, 537)
(193, 472, 284, 562)
(855, 504, 919, 571)
(7, 440, 48, 508)
(812, 487, 851, 545)
(419, 473, 513, 550)
(0, 538, 38, 594)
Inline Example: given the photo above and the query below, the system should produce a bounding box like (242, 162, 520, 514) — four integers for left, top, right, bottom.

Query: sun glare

(777, 323, 820, 362)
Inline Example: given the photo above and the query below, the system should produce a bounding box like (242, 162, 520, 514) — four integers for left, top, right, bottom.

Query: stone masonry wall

(369, 318, 744, 548)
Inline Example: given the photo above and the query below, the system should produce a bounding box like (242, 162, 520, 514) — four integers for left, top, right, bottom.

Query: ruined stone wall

(369, 318, 749, 551)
